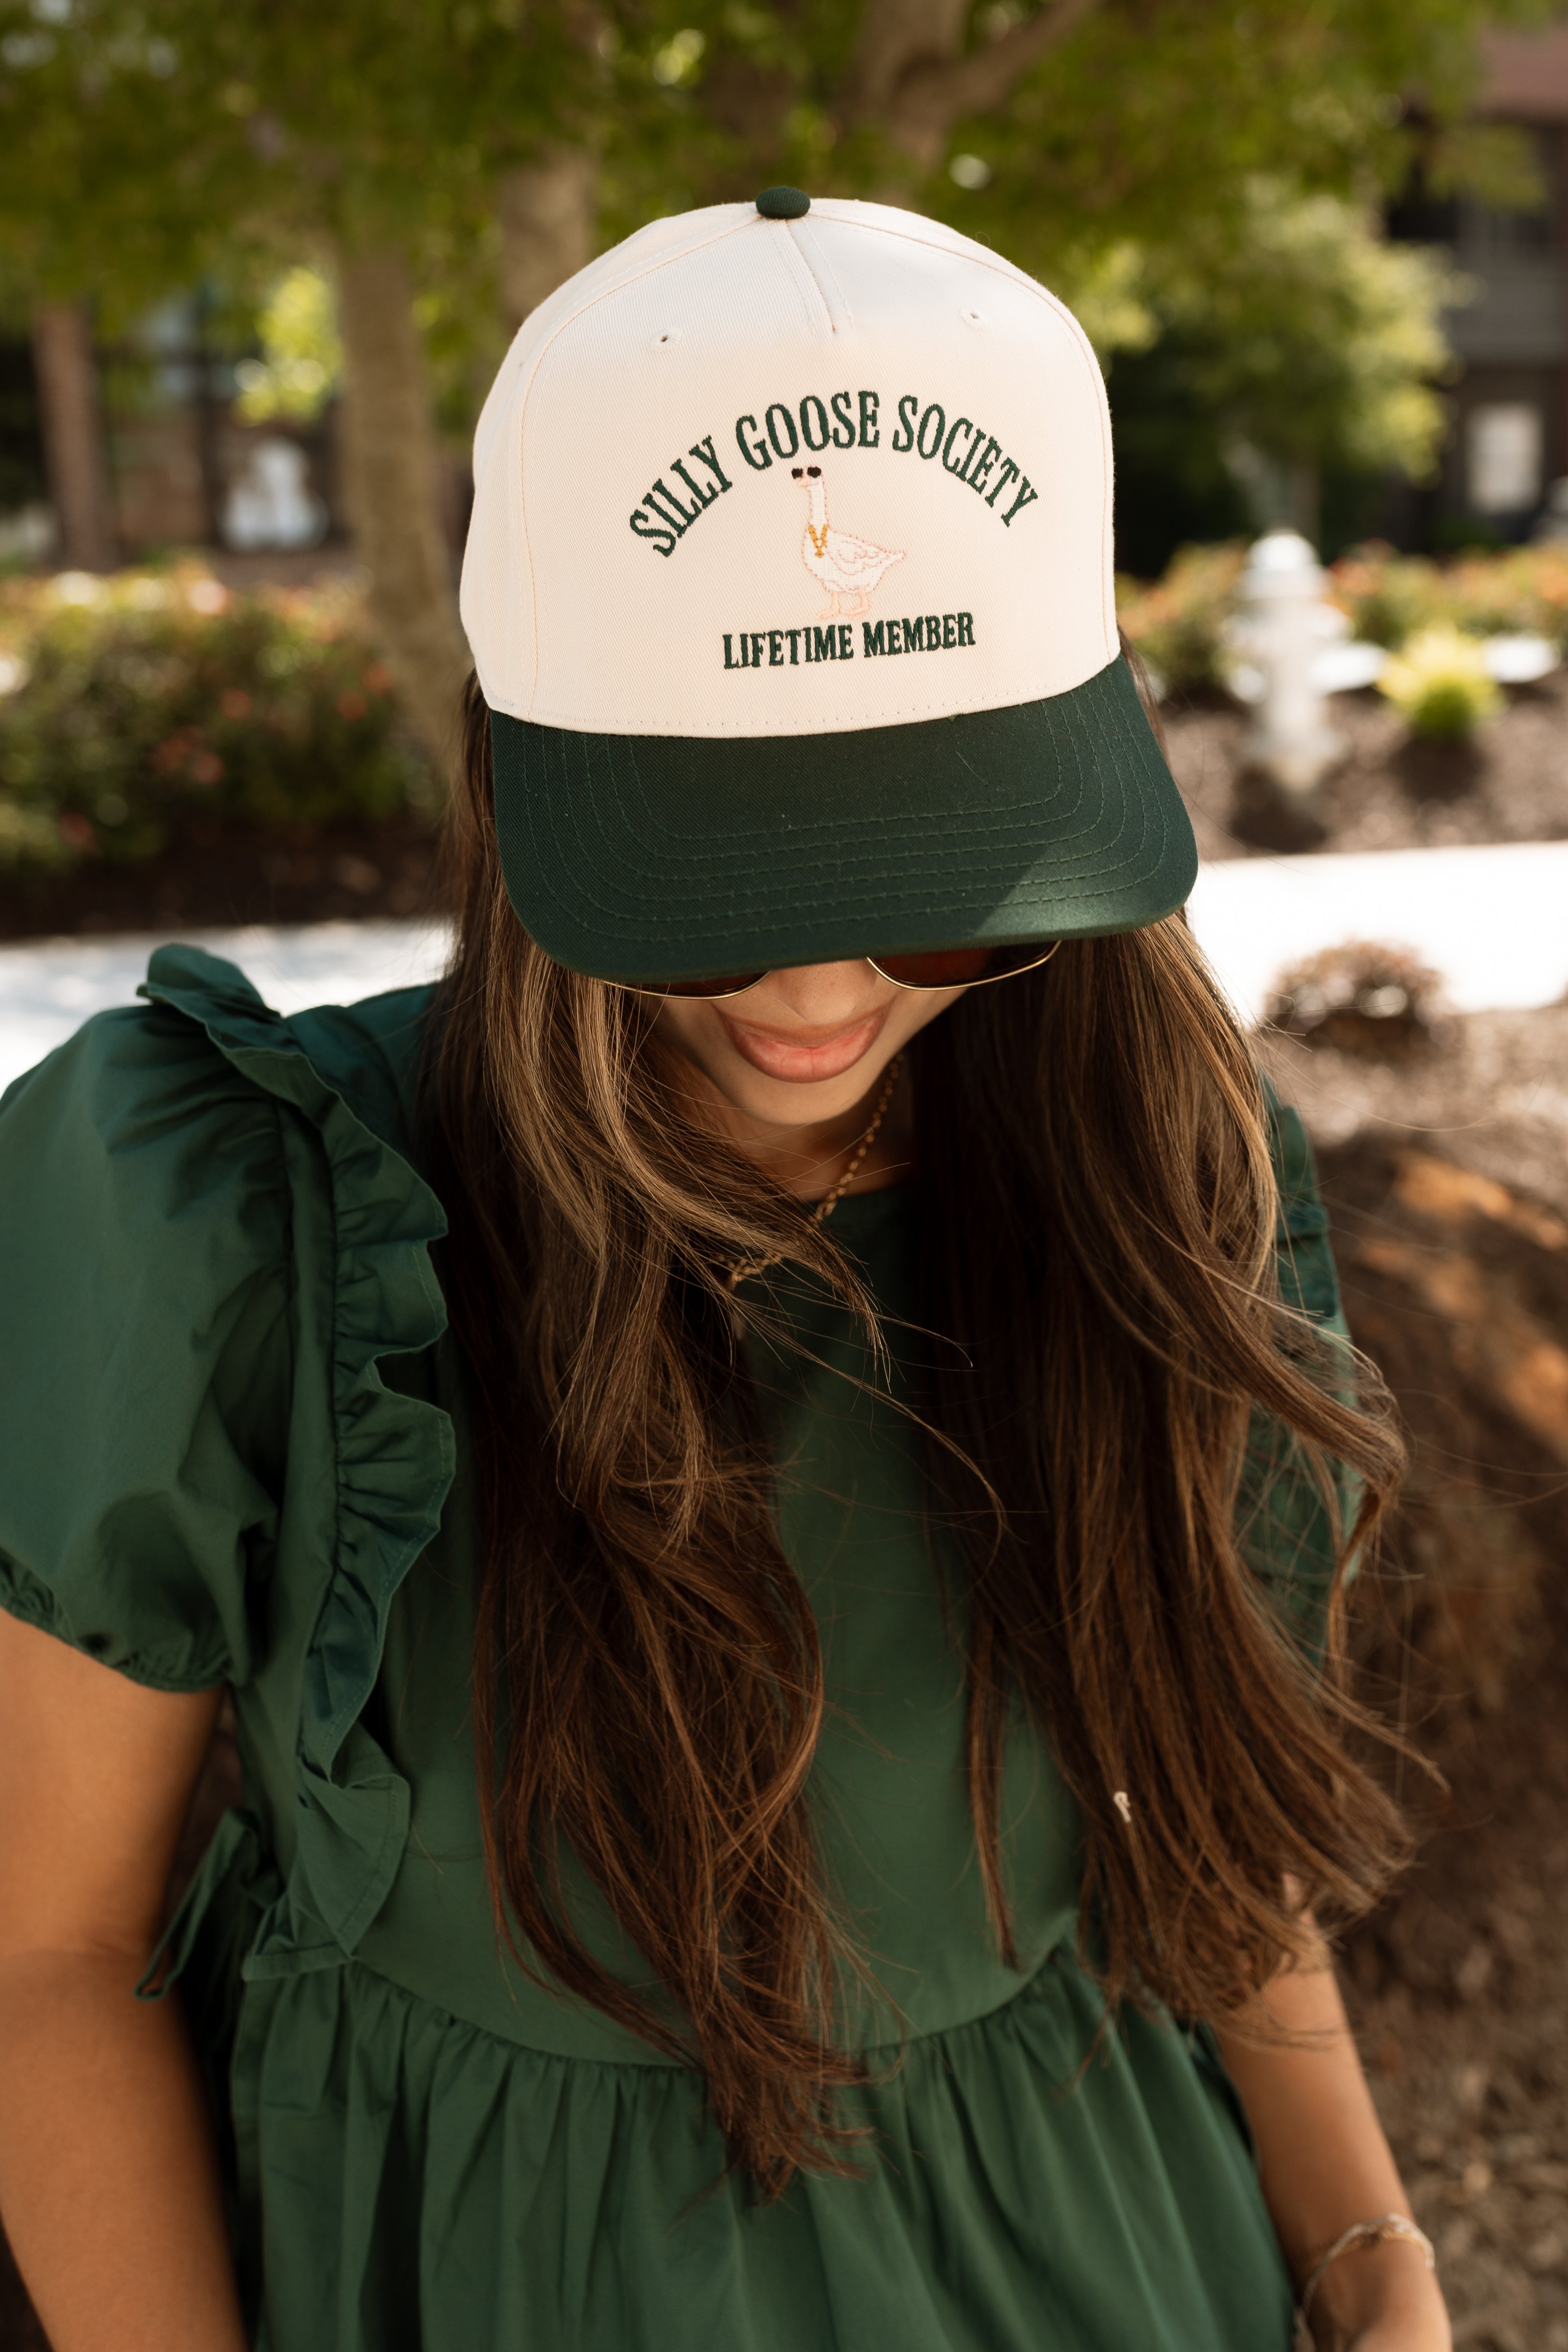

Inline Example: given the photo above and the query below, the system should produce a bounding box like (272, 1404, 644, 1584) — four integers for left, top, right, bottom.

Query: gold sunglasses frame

(623, 939, 1061, 1003)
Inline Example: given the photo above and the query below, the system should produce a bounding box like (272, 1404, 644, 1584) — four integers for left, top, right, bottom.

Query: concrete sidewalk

(1187, 836, 1568, 1026)
(2, 838, 1566, 1095)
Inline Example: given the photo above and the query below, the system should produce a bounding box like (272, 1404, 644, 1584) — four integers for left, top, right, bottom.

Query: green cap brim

(489, 653, 1196, 985)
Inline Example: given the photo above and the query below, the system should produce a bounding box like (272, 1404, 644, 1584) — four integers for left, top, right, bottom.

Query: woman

(0, 193, 1448, 2351)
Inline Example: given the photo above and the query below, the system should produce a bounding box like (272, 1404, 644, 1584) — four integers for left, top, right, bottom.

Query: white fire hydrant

(1229, 531, 1347, 797)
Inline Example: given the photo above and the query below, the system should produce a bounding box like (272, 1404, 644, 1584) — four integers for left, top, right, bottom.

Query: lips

(718, 1006, 888, 1083)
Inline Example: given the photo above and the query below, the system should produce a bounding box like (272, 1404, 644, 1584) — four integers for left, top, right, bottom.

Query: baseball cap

(460, 187, 1196, 985)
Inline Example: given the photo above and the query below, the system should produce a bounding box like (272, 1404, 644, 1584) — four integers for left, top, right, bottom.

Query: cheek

(887, 985, 968, 1045)
(651, 1000, 731, 1076)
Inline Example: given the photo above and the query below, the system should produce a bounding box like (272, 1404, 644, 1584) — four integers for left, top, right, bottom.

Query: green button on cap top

(756, 186, 810, 219)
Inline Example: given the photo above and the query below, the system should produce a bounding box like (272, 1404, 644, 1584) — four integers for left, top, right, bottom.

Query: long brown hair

(428, 677, 1406, 2196)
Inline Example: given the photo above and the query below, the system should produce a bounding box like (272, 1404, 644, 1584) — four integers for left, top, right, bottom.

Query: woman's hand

(1345, 2321, 1450, 2352)
(1214, 1945, 1450, 2352)
(1320, 2237, 1452, 2350)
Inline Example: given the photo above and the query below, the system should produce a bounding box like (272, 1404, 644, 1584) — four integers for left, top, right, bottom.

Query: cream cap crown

(461, 195, 1117, 742)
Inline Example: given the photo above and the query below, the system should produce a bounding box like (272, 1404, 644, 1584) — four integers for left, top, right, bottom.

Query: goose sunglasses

(623, 939, 1061, 1000)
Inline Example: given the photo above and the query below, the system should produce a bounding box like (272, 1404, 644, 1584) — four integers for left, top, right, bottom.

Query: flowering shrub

(1321, 547, 1444, 652)
(1114, 542, 1247, 696)
(1376, 624, 1502, 739)
(0, 564, 433, 871)
(1326, 542, 1568, 650)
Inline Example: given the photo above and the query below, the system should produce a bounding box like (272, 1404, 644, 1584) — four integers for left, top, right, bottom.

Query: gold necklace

(726, 1052, 904, 1292)
(806, 522, 829, 557)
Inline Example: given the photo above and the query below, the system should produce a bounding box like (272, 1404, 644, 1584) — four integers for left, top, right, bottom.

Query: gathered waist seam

(309, 1942, 1078, 2073)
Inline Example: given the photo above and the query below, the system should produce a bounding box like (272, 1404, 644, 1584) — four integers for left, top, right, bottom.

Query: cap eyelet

(962, 308, 986, 328)
(652, 329, 681, 351)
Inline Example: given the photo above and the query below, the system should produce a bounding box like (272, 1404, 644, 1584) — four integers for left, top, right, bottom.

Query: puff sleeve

(0, 998, 292, 1691)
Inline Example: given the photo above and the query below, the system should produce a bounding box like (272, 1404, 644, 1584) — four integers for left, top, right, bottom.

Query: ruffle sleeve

(132, 946, 457, 1965)
(1, 942, 457, 1988)
(0, 992, 292, 1690)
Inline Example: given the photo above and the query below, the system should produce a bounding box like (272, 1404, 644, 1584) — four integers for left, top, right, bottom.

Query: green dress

(0, 946, 1348, 2352)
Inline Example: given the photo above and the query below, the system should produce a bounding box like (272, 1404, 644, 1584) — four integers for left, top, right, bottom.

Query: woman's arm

(1215, 1951, 1449, 2352)
(0, 1610, 248, 2352)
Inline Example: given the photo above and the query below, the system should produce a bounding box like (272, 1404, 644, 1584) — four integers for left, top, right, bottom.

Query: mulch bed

(1168, 669, 1568, 862)
(1328, 1133, 1568, 2352)
(1257, 1014, 1568, 2350)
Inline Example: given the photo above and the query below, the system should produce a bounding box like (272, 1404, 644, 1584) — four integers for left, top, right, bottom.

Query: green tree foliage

(1099, 182, 1466, 568)
(1159, 186, 1461, 479)
(0, 6, 221, 326)
(0, 0, 1545, 382)
(0, 0, 1553, 749)
(597, 0, 1544, 252)
(234, 269, 343, 425)
(0, 0, 591, 315)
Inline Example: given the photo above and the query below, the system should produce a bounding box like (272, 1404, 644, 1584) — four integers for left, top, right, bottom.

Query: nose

(750, 961, 888, 1027)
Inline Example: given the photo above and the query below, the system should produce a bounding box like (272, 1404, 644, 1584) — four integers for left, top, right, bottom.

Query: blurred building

(0, 292, 483, 575)
(0, 299, 345, 572)
(108, 298, 341, 559)
(1388, 23, 1568, 545)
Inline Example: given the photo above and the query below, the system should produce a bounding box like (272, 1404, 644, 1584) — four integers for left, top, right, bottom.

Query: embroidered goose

(792, 463, 905, 620)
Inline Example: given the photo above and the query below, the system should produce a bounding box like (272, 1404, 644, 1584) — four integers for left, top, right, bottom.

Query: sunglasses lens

(629, 942, 1058, 996)
(642, 973, 768, 999)
(874, 942, 1055, 989)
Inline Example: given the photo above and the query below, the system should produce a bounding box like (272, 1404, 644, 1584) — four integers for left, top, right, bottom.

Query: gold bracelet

(1298, 2212, 1435, 2325)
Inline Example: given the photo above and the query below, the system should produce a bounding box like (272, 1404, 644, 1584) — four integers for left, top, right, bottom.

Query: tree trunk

(839, 0, 1103, 180)
(334, 243, 472, 787)
(30, 301, 116, 571)
(496, 144, 598, 336)
(1286, 462, 1322, 550)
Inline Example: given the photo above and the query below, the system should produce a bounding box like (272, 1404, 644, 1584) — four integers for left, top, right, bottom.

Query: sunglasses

(623, 939, 1061, 1001)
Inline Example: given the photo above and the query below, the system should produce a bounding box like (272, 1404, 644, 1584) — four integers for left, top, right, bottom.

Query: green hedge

(0, 564, 434, 872)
